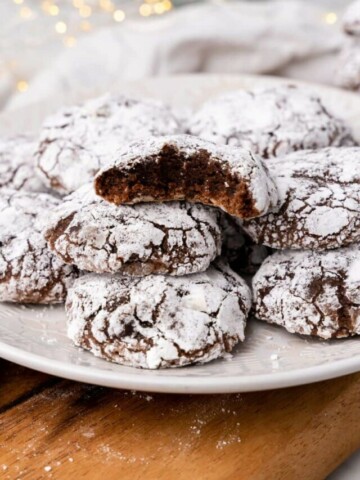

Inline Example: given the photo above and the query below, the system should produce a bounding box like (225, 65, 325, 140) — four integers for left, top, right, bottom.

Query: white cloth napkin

(4, 0, 343, 112)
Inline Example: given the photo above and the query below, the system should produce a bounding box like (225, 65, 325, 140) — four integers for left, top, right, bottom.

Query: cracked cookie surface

(35, 94, 181, 194)
(243, 147, 360, 250)
(0, 189, 77, 303)
(66, 260, 252, 369)
(253, 248, 360, 339)
(0, 136, 48, 193)
(45, 184, 221, 276)
(187, 85, 356, 158)
(94, 134, 279, 219)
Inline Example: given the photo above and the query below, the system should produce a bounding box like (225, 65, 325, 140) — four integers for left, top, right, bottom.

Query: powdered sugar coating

(66, 260, 252, 369)
(44, 184, 221, 276)
(35, 94, 181, 194)
(343, 0, 360, 36)
(253, 247, 360, 339)
(336, 40, 360, 92)
(187, 86, 355, 158)
(243, 147, 360, 250)
(0, 189, 77, 303)
(0, 136, 48, 193)
(95, 134, 279, 219)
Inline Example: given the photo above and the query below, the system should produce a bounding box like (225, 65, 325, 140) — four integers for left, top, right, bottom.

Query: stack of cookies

(1, 84, 359, 369)
(336, 0, 360, 91)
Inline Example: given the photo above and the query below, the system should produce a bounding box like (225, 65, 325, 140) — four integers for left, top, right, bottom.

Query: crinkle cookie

(343, 0, 360, 36)
(94, 135, 279, 219)
(0, 189, 77, 303)
(220, 214, 270, 275)
(187, 86, 355, 158)
(44, 184, 221, 276)
(35, 94, 181, 194)
(336, 40, 360, 92)
(243, 147, 360, 250)
(253, 248, 360, 339)
(66, 260, 252, 369)
(0, 136, 48, 193)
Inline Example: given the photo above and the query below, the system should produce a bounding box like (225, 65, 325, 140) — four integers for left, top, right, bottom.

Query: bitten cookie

(253, 248, 360, 339)
(243, 147, 360, 250)
(66, 260, 252, 369)
(35, 94, 181, 194)
(187, 85, 355, 158)
(343, 0, 360, 36)
(44, 184, 221, 276)
(94, 135, 279, 219)
(220, 214, 270, 275)
(0, 189, 77, 303)
(0, 136, 48, 193)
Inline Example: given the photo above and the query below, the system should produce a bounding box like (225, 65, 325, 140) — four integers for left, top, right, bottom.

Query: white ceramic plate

(1, 74, 360, 394)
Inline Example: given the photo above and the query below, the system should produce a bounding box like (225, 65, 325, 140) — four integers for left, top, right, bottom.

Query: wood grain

(0, 361, 55, 412)
(0, 361, 359, 480)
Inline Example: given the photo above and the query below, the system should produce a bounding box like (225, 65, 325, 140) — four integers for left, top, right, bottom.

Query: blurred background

(0, 0, 356, 113)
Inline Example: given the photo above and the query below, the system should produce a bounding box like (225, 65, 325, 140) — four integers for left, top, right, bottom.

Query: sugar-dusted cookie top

(0, 136, 48, 193)
(243, 147, 360, 250)
(36, 94, 181, 194)
(95, 134, 279, 219)
(253, 247, 360, 339)
(66, 260, 252, 369)
(187, 85, 356, 158)
(45, 184, 221, 276)
(0, 189, 77, 303)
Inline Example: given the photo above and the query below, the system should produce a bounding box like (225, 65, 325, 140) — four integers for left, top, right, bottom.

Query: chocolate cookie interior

(95, 144, 259, 218)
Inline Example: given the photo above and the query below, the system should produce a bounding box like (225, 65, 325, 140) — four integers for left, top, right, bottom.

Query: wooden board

(0, 360, 359, 480)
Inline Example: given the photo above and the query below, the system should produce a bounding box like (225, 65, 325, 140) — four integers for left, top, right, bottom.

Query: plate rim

(1, 72, 360, 393)
(1, 339, 360, 394)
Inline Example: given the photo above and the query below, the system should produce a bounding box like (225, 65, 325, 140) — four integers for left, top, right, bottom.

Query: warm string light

(10, 0, 175, 94)
(13, 0, 174, 34)
(79, 5, 92, 18)
(99, 0, 115, 13)
(63, 35, 77, 47)
(16, 80, 28, 93)
(113, 9, 125, 22)
(41, 1, 60, 16)
(13, 0, 34, 18)
(49, 5, 59, 16)
(323, 11, 338, 25)
(139, 4, 151, 16)
(80, 20, 92, 31)
(55, 20, 67, 34)
(139, 0, 172, 17)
